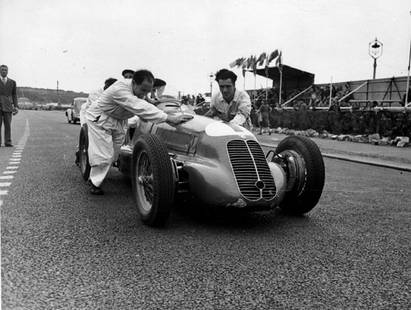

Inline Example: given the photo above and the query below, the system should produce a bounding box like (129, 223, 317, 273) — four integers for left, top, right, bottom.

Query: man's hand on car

(166, 114, 193, 125)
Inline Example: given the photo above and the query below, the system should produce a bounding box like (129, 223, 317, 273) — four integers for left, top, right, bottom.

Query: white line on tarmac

(0, 119, 29, 207)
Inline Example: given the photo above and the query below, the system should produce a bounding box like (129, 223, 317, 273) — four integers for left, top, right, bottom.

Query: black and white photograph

(1, 0, 410, 309)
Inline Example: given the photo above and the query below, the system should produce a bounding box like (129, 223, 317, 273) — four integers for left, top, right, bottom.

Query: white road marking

(0, 119, 29, 207)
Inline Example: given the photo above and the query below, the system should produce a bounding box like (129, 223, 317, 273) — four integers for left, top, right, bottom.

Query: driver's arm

(109, 86, 168, 123)
(229, 91, 251, 126)
(204, 95, 218, 118)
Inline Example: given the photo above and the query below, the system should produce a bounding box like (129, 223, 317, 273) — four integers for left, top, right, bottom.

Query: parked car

(78, 102, 325, 227)
(66, 97, 87, 124)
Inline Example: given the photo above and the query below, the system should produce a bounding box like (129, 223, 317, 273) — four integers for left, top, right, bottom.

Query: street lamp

(368, 38, 383, 79)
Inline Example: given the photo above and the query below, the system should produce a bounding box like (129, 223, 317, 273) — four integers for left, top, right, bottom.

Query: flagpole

(278, 68, 283, 106)
(405, 39, 411, 106)
(254, 74, 257, 93)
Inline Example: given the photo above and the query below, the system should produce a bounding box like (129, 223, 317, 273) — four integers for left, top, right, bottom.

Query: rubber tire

(132, 134, 175, 227)
(79, 124, 91, 181)
(275, 136, 325, 215)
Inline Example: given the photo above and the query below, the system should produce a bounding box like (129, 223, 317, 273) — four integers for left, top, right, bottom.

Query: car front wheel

(273, 135, 325, 215)
(132, 134, 175, 227)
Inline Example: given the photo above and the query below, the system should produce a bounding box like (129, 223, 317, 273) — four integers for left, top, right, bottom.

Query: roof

(255, 64, 315, 90)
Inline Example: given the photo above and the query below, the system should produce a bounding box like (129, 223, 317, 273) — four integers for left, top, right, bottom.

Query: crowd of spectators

(180, 94, 206, 106)
(246, 83, 354, 112)
(243, 84, 411, 139)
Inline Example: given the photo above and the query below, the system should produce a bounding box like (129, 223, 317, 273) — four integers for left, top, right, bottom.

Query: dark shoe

(88, 180, 104, 195)
(5, 144, 13, 147)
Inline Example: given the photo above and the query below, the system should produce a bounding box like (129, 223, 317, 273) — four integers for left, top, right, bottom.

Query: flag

(242, 60, 247, 77)
(229, 57, 245, 68)
(276, 51, 282, 72)
(268, 50, 279, 64)
(246, 56, 252, 69)
(247, 55, 257, 75)
(257, 52, 266, 66)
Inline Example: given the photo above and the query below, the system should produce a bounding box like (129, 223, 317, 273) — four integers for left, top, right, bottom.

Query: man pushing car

(85, 69, 193, 195)
(205, 68, 251, 127)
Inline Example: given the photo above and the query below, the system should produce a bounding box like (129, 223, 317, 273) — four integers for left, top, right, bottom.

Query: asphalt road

(1, 110, 410, 309)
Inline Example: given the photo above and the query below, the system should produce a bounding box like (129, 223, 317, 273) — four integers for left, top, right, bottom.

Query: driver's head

(153, 78, 167, 98)
(215, 69, 237, 102)
(122, 69, 134, 79)
(132, 70, 154, 99)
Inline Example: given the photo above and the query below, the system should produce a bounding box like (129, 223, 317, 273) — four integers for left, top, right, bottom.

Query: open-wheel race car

(78, 102, 325, 227)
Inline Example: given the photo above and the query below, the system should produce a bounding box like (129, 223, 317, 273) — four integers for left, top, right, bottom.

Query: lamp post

(368, 38, 383, 79)
(57, 80, 60, 106)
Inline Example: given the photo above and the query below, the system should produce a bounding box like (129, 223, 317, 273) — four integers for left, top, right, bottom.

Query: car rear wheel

(272, 136, 325, 215)
(79, 124, 91, 181)
(132, 134, 175, 227)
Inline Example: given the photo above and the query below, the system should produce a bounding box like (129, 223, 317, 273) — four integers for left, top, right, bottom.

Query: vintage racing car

(78, 102, 325, 227)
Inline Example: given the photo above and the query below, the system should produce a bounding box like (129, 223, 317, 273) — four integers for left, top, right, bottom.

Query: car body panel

(118, 102, 287, 209)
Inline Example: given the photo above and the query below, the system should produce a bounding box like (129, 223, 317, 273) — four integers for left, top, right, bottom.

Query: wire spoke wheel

(135, 152, 154, 210)
(132, 134, 175, 227)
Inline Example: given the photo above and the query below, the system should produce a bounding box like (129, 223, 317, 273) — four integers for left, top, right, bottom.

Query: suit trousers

(0, 110, 12, 145)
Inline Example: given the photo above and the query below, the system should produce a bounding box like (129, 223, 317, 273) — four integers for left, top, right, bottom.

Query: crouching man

(205, 69, 251, 127)
(85, 69, 192, 195)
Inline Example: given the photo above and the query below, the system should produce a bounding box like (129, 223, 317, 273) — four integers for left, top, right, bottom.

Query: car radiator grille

(227, 140, 276, 201)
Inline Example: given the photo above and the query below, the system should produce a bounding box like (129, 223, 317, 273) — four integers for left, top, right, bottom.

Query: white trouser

(86, 114, 126, 187)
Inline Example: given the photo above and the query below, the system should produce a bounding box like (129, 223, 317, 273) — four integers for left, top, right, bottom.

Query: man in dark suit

(0, 64, 18, 147)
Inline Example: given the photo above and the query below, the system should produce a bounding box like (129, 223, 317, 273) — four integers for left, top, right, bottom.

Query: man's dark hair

(154, 78, 166, 88)
(215, 69, 237, 83)
(121, 69, 134, 77)
(133, 69, 154, 85)
(103, 78, 117, 90)
(0, 64, 8, 69)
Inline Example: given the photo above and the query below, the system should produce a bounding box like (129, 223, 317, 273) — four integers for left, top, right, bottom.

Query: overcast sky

(0, 0, 410, 96)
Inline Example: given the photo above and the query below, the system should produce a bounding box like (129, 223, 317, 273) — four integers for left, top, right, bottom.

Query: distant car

(78, 101, 325, 227)
(66, 97, 87, 124)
